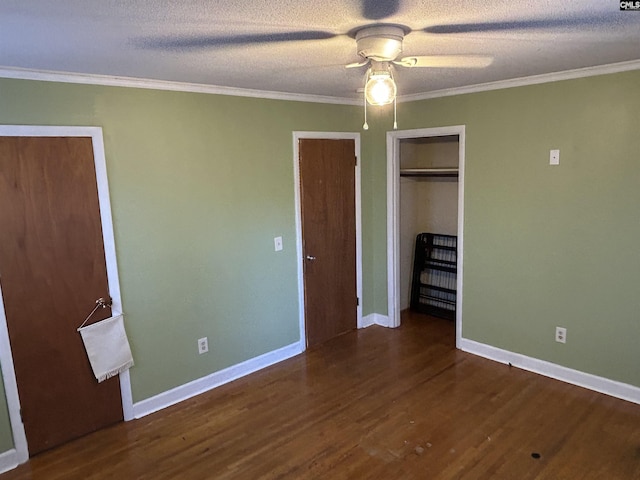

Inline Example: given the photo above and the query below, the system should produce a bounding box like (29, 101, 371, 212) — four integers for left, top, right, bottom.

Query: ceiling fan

(136, 0, 620, 66)
(135, 0, 621, 127)
(344, 24, 493, 110)
(138, 22, 492, 109)
(346, 25, 493, 70)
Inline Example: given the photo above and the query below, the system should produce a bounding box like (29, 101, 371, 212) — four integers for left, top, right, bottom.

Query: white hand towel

(78, 314, 134, 383)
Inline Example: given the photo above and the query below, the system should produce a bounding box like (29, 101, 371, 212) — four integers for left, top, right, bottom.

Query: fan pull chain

(393, 96, 398, 130)
(363, 88, 369, 130)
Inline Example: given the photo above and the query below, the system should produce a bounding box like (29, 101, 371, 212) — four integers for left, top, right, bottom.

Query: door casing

(0, 125, 133, 467)
(386, 126, 466, 347)
(293, 132, 362, 350)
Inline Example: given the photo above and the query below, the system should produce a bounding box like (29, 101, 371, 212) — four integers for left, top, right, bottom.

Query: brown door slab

(299, 138, 357, 348)
(0, 136, 123, 455)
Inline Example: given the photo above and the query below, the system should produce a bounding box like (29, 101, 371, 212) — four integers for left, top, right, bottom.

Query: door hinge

(356, 297, 360, 307)
(354, 156, 358, 166)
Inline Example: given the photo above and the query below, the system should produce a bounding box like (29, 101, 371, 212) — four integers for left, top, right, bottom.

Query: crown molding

(398, 59, 640, 103)
(1, 60, 639, 107)
(0, 66, 360, 106)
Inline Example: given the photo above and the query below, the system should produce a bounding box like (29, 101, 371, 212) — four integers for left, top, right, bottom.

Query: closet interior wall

(399, 136, 459, 311)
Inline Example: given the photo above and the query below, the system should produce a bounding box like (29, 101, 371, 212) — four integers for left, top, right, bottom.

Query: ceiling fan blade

(424, 16, 621, 35)
(345, 59, 370, 69)
(136, 31, 337, 50)
(395, 55, 494, 68)
(362, 0, 400, 20)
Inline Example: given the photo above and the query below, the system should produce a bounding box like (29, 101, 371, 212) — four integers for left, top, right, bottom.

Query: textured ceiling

(1, 1, 639, 101)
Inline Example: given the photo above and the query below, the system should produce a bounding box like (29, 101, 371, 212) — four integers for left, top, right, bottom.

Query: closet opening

(400, 136, 459, 338)
(386, 126, 465, 347)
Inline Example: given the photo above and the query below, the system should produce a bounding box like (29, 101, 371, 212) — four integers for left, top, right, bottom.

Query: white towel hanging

(78, 314, 134, 383)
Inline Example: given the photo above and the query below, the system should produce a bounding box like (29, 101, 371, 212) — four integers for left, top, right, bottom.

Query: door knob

(306, 255, 316, 261)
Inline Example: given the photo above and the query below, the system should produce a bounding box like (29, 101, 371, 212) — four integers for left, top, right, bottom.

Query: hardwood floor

(2, 311, 639, 479)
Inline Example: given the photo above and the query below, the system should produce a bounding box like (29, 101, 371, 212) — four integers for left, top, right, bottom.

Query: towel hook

(78, 297, 112, 330)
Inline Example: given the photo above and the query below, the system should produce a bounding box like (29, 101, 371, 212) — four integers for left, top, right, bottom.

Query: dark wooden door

(0, 136, 123, 456)
(299, 138, 357, 348)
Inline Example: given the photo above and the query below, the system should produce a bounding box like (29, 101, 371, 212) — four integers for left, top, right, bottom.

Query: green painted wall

(360, 106, 393, 315)
(0, 374, 12, 452)
(383, 70, 640, 387)
(0, 78, 365, 451)
(0, 69, 638, 457)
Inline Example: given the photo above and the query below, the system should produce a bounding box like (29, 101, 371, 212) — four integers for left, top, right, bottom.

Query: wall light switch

(274, 236, 283, 252)
(550, 149, 560, 165)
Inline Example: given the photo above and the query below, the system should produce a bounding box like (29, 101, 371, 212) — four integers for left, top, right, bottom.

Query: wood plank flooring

(2, 311, 639, 479)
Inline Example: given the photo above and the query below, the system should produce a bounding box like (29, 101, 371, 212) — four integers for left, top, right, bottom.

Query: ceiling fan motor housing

(355, 25, 405, 62)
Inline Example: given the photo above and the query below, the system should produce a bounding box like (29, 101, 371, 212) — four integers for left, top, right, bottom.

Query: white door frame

(386, 126, 465, 347)
(292, 132, 362, 350)
(0, 125, 133, 467)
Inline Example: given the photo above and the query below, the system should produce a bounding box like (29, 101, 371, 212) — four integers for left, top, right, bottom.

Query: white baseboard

(132, 342, 303, 419)
(362, 313, 391, 328)
(0, 449, 18, 475)
(460, 338, 640, 405)
(361, 314, 375, 328)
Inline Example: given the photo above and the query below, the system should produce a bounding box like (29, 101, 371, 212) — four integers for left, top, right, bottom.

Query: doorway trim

(292, 132, 362, 351)
(386, 126, 465, 347)
(0, 125, 133, 467)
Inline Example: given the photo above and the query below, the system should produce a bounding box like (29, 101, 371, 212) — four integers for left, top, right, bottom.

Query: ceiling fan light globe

(365, 74, 396, 106)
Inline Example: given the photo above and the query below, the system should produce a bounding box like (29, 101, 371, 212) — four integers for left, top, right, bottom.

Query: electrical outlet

(198, 337, 209, 354)
(555, 327, 567, 344)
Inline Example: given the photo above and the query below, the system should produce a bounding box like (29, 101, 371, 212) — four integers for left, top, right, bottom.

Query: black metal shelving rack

(410, 233, 457, 320)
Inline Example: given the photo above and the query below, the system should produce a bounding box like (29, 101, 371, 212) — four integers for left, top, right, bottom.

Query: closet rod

(400, 167, 459, 177)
